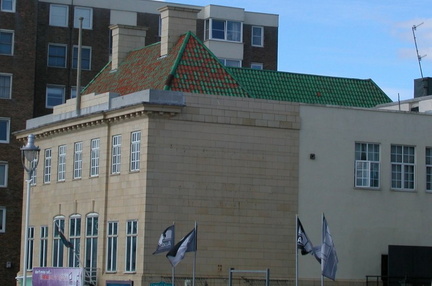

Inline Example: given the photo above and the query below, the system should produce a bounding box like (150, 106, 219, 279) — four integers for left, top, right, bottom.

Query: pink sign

(32, 267, 83, 286)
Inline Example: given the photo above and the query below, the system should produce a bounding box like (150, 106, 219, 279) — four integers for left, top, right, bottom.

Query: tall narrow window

(125, 220, 137, 272)
(0, 73, 12, 99)
(111, 135, 121, 174)
(251, 26, 264, 47)
(0, 161, 8, 188)
(355, 143, 380, 188)
(72, 46, 92, 70)
(69, 215, 81, 267)
(0, 30, 14, 55)
(130, 131, 141, 172)
(391, 145, 415, 190)
(74, 142, 83, 179)
(49, 4, 68, 27)
(0, 117, 10, 143)
(40, 226, 48, 267)
(426, 147, 432, 191)
(106, 221, 118, 272)
(90, 138, 100, 177)
(58, 145, 66, 181)
(1, 0, 15, 12)
(0, 207, 6, 233)
(85, 213, 98, 284)
(30, 158, 37, 186)
(26, 227, 35, 270)
(53, 217, 65, 267)
(44, 149, 52, 184)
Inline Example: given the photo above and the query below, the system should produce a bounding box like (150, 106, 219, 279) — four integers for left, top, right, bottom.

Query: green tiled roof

(83, 31, 392, 108)
(226, 67, 392, 108)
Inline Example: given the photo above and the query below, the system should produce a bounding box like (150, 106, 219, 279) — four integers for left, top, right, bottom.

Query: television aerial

(412, 22, 427, 79)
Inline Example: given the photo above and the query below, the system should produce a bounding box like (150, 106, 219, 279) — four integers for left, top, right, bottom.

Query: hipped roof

(83, 32, 392, 108)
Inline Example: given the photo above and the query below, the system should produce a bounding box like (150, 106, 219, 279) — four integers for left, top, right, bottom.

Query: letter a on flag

(297, 217, 314, 255)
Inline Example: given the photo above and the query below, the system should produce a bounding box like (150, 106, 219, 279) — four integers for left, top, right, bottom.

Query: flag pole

(192, 221, 197, 286)
(172, 222, 175, 286)
(321, 213, 324, 286)
(295, 214, 299, 286)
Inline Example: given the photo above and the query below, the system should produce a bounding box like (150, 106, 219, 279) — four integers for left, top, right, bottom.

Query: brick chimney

(158, 6, 200, 56)
(109, 24, 148, 70)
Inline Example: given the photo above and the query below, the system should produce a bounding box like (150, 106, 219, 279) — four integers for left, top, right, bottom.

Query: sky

(164, 0, 432, 102)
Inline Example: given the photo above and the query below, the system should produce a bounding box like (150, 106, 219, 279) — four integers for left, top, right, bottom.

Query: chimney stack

(109, 24, 148, 70)
(158, 6, 200, 56)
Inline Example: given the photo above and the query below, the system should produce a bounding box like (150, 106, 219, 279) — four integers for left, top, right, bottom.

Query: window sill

(390, 188, 416, 193)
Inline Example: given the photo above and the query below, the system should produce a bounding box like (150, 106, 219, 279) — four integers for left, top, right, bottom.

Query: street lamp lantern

(20, 134, 40, 178)
(20, 134, 40, 286)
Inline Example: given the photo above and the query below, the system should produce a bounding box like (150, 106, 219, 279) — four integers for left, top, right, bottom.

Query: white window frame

(74, 7, 93, 30)
(106, 221, 118, 272)
(0, 29, 14, 55)
(111, 135, 121, 174)
(219, 58, 241, 68)
(73, 142, 83, 179)
(205, 19, 243, 43)
(26, 226, 35, 270)
(0, 161, 8, 188)
(58, 145, 66, 182)
(40, 226, 48, 267)
(1, 0, 16, 12)
(130, 131, 141, 172)
(68, 215, 81, 267)
(85, 213, 98, 283)
(391, 145, 415, 190)
(355, 143, 380, 188)
(125, 220, 137, 272)
(53, 217, 65, 267)
(0, 117, 10, 143)
(30, 159, 37, 186)
(251, 62, 263, 70)
(49, 4, 69, 27)
(251, 26, 264, 47)
(46, 85, 65, 108)
(72, 45, 92, 70)
(90, 138, 100, 177)
(0, 73, 12, 99)
(47, 43, 67, 68)
(0, 207, 5, 233)
(44, 148, 52, 184)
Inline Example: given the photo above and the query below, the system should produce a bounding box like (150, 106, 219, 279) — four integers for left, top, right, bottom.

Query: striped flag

(166, 227, 197, 267)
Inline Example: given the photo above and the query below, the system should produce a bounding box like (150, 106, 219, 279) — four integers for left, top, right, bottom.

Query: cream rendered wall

(298, 104, 432, 282)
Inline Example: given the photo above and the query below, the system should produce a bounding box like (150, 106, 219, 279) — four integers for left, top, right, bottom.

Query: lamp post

(20, 134, 40, 286)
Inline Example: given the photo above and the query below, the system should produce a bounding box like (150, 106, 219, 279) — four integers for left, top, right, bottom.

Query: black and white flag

(297, 217, 314, 255)
(153, 224, 175, 255)
(166, 227, 197, 267)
